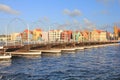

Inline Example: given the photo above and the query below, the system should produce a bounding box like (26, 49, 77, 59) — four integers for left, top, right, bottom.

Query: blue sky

(0, 0, 120, 33)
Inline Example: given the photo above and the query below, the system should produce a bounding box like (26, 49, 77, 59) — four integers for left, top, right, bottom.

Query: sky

(0, 0, 120, 33)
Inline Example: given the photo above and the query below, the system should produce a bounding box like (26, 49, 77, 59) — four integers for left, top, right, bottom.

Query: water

(0, 44, 120, 80)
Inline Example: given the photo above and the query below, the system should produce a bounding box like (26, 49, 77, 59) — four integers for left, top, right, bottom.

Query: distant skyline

(0, 0, 120, 33)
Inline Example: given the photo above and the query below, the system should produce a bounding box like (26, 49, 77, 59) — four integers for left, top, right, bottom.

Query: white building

(48, 30, 63, 42)
(42, 31, 48, 42)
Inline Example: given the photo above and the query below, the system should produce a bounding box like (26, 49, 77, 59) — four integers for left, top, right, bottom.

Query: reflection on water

(0, 45, 120, 80)
(0, 60, 11, 67)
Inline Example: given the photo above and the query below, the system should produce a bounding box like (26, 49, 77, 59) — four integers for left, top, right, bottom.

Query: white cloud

(63, 9, 82, 17)
(0, 4, 20, 15)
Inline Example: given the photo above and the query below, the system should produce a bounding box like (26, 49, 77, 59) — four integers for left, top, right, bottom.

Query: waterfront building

(114, 25, 119, 39)
(0, 35, 11, 41)
(32, 29, 42, 41)
(99, 31, 107, 41)
(81, 30, 89, 42)
(61, 30, 72, 42)
(72, 31, 83, 42)
(21, 29, 33, 41)
(48, 30, 63, 42)
(114, 25, 120, 40)
(11, 33, 21, 41)
(91, 29, 101, 41)
(42, 31, 48, 42)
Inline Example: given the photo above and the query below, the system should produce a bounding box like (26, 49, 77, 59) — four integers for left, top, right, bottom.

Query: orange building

(114, 25, 120, 40)
(81, 30, 89, 41)
(21, 29, 33, 41)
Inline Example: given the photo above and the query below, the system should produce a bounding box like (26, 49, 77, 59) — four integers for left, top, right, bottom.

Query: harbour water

(0, 44, 120, 80)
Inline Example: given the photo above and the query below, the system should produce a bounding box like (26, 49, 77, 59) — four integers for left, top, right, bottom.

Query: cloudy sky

(0, 0, 120, 33)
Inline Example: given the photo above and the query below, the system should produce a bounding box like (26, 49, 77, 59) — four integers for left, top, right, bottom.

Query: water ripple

(0, 45, 120, 80)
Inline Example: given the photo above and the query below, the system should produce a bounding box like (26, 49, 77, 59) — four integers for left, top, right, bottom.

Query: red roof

(35, 29, 42, 31)
(24, 29, 33, 33)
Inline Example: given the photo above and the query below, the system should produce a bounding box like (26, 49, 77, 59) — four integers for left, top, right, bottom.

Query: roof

(23, 29, 33, 33)
(35, 29, 42, 31)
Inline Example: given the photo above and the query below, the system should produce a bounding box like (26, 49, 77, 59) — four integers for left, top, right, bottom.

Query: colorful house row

(48, 29, 113, 42)
(8, 28, 114, 42)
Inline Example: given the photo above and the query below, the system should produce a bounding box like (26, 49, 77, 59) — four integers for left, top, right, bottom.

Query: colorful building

(11, 33, 20, 41)
(48, 30, 63, 42)
(91, 29, 101, 41)
(81, 30, 89, 41)
(0, 35, 11, 41)
(61, 30, 72, 42)
(42, 31, 48, 42)
(21, 29, 33, 41)
(72, 31, 83, 42)
(32, 29, 42, 41)
(114, 25, 118, 39)
(114, 25, 120, 40)
(99, 31, 107, 41)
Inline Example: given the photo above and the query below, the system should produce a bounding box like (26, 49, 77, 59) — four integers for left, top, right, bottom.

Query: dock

(0, 55, 12, 60)
(29, 49, 61, 56)
(74, 47, 84, 51)
(11, 51, 41, 57)
(61, 48, 76, 53)
(41, 49, 61, 56)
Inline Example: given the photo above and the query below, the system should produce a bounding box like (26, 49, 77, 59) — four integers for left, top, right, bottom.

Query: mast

(5, 25, 7, 46)
(27, 24, 29, 44)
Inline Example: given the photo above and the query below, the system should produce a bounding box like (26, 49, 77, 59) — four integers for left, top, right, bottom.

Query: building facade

(48, 30, 63, 42)
(32, 29, 42, 41)
(42, 31, 48, 42)
(91, 30, 101, 41)
(61, 30, 72, 42)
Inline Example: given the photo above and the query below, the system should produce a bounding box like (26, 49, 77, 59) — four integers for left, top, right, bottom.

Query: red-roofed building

(21, 29, 33, 41)
(91, 29, 101, 41)
(32, 29, 42, 41)
(81, 30, 90, 41)
(61, 30, 72, 42)
(91, 29, 108, 41)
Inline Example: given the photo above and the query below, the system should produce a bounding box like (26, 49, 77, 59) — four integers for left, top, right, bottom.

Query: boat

(0, 54, 12, 60)
(0, 47, 12, 60)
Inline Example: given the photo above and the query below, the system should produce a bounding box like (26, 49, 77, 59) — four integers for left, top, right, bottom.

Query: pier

(0, 40, 118, 57)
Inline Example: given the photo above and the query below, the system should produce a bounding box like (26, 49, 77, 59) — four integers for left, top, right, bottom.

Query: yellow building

(11, 33, 20, 41)
(91, 29, 101, 41)
(99, 31, 107, 41)
(32, 29, 42, 41)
